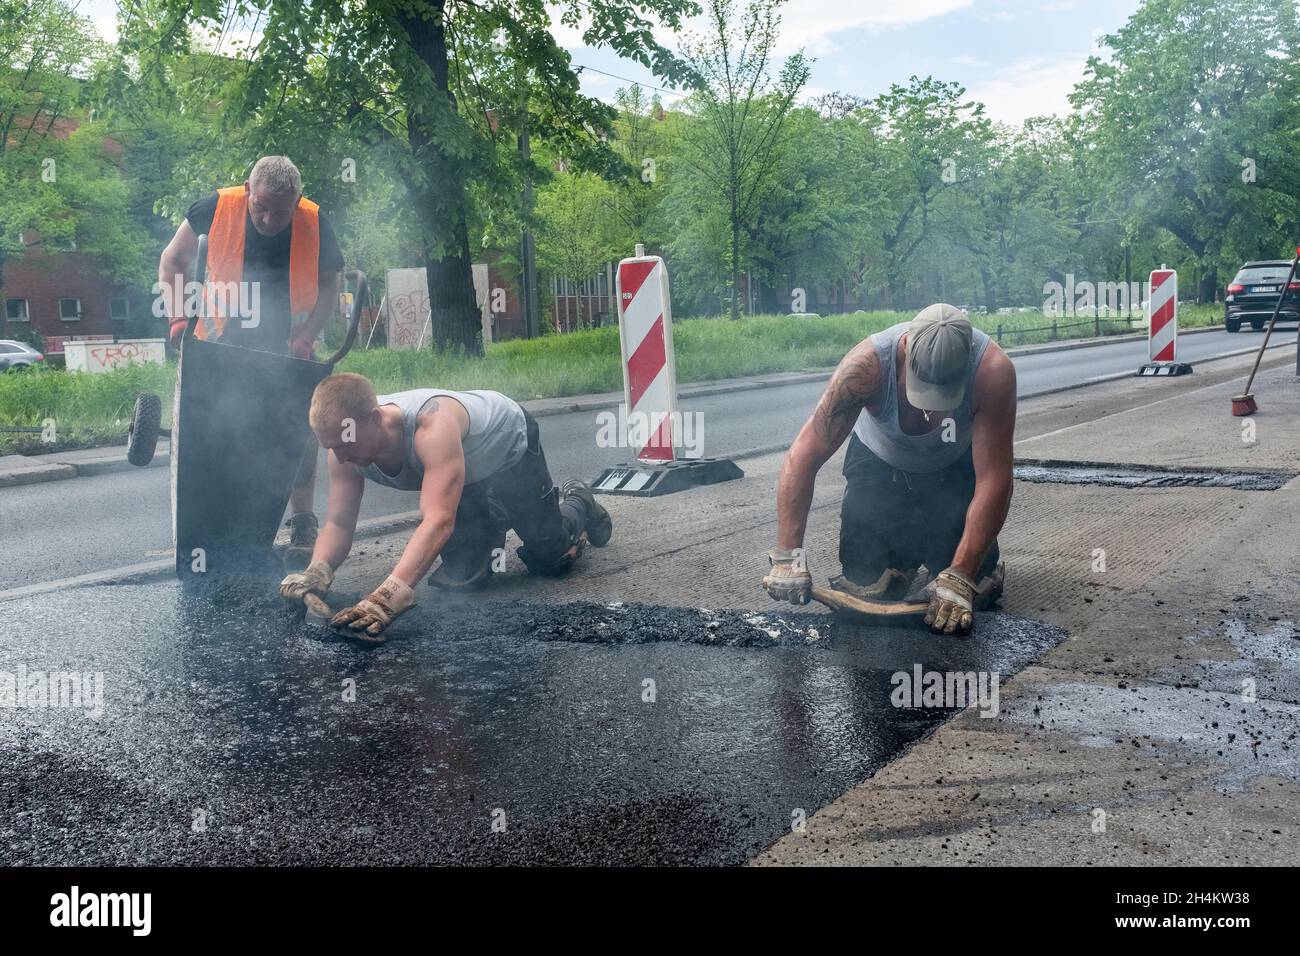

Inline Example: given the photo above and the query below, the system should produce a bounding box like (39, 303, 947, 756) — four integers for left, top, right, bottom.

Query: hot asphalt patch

(1, 580, 1064, 864)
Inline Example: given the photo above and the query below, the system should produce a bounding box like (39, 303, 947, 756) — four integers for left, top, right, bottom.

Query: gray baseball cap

(905, 304, 973, 411)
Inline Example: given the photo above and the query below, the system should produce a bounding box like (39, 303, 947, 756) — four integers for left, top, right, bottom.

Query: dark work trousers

(439, 411, 585, 577)
(838, 434, 999, 586)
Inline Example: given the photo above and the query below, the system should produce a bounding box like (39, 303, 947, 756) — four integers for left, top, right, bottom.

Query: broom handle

(1242, 252, 1299, 396)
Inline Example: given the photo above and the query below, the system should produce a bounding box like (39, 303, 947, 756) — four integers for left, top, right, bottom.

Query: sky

(79, 0, 1145, 125)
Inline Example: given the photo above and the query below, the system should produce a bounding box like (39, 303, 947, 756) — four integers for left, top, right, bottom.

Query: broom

(1232, 247, 1299, 416)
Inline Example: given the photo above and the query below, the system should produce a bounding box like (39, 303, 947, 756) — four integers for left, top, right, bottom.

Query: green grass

(0, 361, 175, 455)
(0, 303, 1226, 455)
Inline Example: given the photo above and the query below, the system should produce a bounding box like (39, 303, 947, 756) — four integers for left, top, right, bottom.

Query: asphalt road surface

(1, 326, 1292, 591)
(0, 580, 1064, 864)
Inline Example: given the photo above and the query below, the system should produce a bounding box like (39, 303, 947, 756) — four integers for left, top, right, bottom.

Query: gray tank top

(362, 388, 528, 488)
(851, 322, 991, 473)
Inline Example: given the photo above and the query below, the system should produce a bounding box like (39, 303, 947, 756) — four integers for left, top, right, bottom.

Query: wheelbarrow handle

(325, 270, 367, 369)
(183, 233, 209, 341)
(183, 240, 364, 365)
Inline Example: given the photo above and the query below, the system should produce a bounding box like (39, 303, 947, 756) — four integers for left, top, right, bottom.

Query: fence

(993, 315, 1139, 347)
(549, 271, 614, 333)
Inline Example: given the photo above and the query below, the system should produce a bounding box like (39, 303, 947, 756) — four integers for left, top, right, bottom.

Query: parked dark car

(1224, 260, 1300, 332)
(0, 339, 44, 371)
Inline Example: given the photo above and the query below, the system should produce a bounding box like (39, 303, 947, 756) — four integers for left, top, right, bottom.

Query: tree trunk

(886, 266, 906, 310)
(400, 0, 483, 355)
(424, 223, 481, 353)
(0, 250, 8, 339)
(980, 265, 998, 314)
(1199, 262, 1218, 304)
(729, 183, 740, 321)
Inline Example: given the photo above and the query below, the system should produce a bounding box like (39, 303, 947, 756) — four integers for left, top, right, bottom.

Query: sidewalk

(754, 355, 1300, 865)
(326, 347, 1299, 865)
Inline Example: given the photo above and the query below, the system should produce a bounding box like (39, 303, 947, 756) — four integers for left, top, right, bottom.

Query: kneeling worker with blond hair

(280, 373, 613, 640)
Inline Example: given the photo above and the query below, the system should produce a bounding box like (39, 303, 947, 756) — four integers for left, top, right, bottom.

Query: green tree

(0, 0, 149, 338)
(607, 84, 666, 254)
(534, 171, 619, 329)
(1072, 0, 1300, 302)
(945, 119, 1078, 313)
(741, 105, 889, 313)
(870, 76, 993, 308)
(139, 0, 699, 355)
(676, 0, 809, 320)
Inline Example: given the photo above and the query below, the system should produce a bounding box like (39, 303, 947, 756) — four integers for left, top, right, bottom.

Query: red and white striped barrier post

(1148, 268, 1177, 362)
(591, 243, 742, 496)
(616, 245, 678, 463)
(1137, 267, 1192, 376)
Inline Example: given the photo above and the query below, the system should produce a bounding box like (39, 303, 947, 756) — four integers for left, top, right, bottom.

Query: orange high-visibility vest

(200, 185, 320, 340)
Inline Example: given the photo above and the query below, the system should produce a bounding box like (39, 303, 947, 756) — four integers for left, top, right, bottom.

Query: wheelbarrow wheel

(126, 392, 162, 466)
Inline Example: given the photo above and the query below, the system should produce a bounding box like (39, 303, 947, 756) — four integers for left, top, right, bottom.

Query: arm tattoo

(813, 344, 880, 442)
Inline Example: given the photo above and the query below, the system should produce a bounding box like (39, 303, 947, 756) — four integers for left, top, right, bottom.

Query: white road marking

(1016, 373, 1247, 446)
(0, 510, 423, 603)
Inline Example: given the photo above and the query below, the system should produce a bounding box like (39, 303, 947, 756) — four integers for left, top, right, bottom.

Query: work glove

(331, 575, 414, 641)
(924, 567, 977, 635)
(279, 559, 334, 602)
(762, 548, 812, 605)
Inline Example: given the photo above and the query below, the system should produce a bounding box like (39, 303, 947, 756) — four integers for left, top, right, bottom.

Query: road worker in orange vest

(157, 156, 345, 572)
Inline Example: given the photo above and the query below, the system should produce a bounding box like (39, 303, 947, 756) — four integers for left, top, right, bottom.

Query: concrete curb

(0, 323, 1254, 489)
(0, 442, 170, 488)
(997, 321, 1229, 356)
(1017, 340, 1291, 401)
(0, 462, 78, 488)
(523, 370, 835, 419)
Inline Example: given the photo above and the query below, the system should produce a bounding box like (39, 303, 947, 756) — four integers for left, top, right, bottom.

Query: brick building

(2, 245, 147, 352)
(1, 115, 148, 352)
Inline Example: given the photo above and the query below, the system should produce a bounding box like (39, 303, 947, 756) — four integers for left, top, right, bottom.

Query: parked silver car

(0, 340, 44, 371)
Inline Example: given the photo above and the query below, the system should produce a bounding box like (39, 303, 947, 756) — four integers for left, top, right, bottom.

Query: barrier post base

(1136, 362, 1193, 377)
(591, 457, 743, 497)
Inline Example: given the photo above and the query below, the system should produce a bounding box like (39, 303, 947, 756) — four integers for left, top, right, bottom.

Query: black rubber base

(591, 457, 743, 497)
(1136, 362, 1193, 376)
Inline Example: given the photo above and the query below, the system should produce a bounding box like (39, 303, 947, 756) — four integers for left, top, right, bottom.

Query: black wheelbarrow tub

(168, 234, 367, 579)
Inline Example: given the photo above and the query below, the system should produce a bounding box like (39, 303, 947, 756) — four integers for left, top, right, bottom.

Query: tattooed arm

(775, 341, 883, 550)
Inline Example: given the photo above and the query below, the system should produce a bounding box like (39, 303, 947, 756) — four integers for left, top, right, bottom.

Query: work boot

(281, 512, 318, 573)
(974, 561, 1005, 610)
(829, 567, 916, 601)
(517, 537, 585, 577)
(560, 479, 613, 547)
(904, 565, 935, 602)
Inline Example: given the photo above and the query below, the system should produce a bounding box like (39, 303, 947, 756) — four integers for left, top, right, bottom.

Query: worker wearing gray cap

(762, 304, 1016, 634)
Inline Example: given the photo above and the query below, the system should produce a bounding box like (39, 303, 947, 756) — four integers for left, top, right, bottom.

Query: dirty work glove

(279, 560, 334, 602)
(763, 548, 812, 605)
(925, 567, 977, 635)
(331, 575, 414, 640)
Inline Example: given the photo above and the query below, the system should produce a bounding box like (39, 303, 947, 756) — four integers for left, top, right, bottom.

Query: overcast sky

(80, 0, 1144, 124)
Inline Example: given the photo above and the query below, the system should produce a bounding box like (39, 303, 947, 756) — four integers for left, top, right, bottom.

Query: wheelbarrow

(126, 234, 367, 578)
